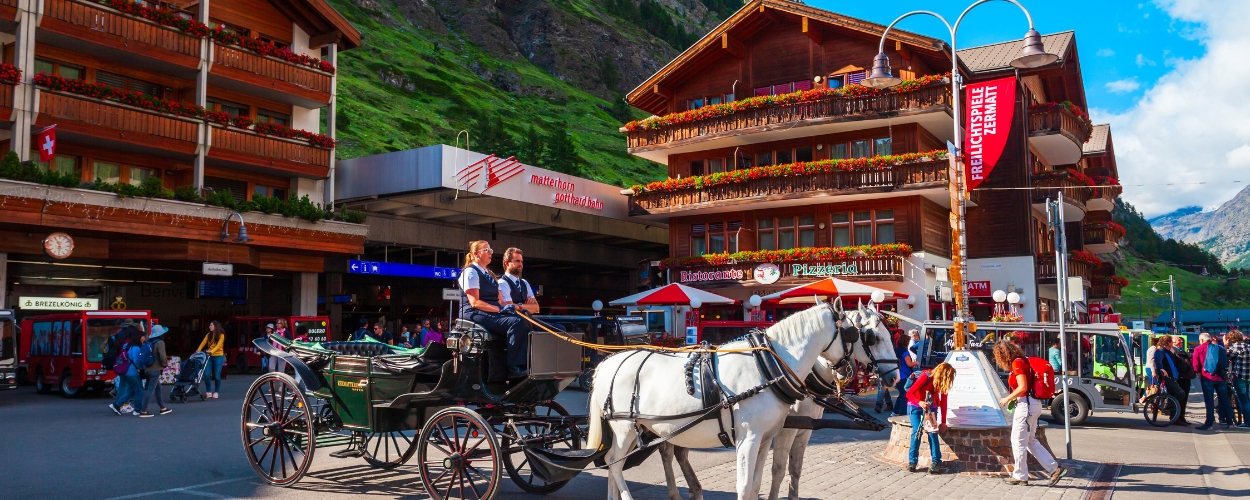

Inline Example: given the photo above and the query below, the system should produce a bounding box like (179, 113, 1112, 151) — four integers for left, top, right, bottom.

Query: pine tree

(474, 115, 517, 158)
(542, 123, 586, 176)
(518, 125, 547, 166)
(609, 93, 634, 123)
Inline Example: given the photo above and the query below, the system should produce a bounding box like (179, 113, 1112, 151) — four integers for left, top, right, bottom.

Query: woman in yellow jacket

(196, 321, 226, 399)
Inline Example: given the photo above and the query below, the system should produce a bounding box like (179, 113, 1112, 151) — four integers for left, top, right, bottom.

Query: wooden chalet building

(0, 1, 365, 323)
(623, 0, 1122, 324)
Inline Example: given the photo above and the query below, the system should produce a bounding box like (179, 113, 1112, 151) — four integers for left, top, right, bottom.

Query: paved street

(2, 377, 1247, 499)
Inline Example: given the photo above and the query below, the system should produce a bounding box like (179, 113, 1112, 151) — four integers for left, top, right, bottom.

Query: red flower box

(659, 244, 913, 270)
(630, 150, 947, 194)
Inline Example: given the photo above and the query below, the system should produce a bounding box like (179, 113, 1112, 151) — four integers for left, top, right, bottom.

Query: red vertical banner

(36, 125, 57, 162)
(964, 77, 1016, 190)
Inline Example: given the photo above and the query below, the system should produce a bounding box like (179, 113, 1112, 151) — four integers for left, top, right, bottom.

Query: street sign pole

(1048, 193, 1073, 460)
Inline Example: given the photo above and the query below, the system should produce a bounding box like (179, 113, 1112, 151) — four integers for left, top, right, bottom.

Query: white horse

(586, 304, 899, 500)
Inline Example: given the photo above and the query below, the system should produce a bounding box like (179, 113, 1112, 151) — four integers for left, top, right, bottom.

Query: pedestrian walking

(1193, 332, 1233, 430)
(904, 361, 954, 474)
(268, 319, 291, 374)
(107, 326, 137, 415)
(1225, 330, 1250, 427)
(140, 325, 171, 417)
(109, 328, 150, 416)
(994, 341, 1065, 486)
(1153, 335, 1191, 425)
(197, 320, 226, 399)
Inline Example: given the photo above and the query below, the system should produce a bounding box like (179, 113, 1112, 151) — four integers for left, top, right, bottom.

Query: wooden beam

(652, 84, 673, 99)
(802, 17, 822, 45)
(721, 33, 745, 59)
(758, 5, 779, 24)
(308, 31, 342, 49)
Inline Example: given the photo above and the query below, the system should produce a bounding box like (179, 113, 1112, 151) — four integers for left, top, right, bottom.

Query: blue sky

(806, 0, 1202, 115)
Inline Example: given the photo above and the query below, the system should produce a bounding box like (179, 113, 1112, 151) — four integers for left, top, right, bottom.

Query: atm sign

(966, 281, 991, 297)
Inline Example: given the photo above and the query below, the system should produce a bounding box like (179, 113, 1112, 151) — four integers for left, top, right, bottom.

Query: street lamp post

(865, 0, 1057, 348)
(1149, 275, 1179, 333)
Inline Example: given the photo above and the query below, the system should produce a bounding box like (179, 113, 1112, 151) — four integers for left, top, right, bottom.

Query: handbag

(922, 396, 941, 433)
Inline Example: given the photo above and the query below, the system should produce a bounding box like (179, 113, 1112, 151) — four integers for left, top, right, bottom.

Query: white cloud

(1135, 53, 1157, 66)
(1105, 78, 1141, 93)
(1096, 48, 1116, 57)
(1109, 0, 1250, 217)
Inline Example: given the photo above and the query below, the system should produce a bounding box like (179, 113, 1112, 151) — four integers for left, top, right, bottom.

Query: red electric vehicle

(20, 310, 152, 397)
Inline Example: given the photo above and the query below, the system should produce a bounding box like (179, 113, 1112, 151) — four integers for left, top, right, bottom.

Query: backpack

(1174, 350, 1197, 379)
(134, 341, 155, 370)
(903, 370, 929, 392)
(102, 334, 124, 370)
(1024, 357, 1056, 399)
(1203, 343, 1228, 378)
(112, 343, 131, 375)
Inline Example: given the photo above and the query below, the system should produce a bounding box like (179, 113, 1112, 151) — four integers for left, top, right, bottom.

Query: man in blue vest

(459, 241, 531, 380)
(499, 247, 540, 315)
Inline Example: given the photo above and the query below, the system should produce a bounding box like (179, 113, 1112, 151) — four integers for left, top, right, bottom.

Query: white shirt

(458, 264, 490, 292)
(498, 274, 535, 304)
(1146, 345, 1157, 371)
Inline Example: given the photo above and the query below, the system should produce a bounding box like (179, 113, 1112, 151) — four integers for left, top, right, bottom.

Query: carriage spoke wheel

(1144, 393, 1180, 427)
(361, 429, 418, 469)
(417, 407, 502, 500)
(241, 373, 315, 486)
(498, 401, 580, 494)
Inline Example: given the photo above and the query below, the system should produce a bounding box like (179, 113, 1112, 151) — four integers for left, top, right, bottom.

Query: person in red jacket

(905, 362, 954, 474)
(995, 341, 1065, 486)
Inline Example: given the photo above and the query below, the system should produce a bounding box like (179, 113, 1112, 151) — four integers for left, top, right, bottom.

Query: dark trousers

(1199, 377, 1234, 426)
(464, 309, 530, 370)
(892, 379, 909, 416)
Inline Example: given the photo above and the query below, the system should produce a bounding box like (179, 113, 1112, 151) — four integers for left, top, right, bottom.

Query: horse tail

(585, 370, 607, 451)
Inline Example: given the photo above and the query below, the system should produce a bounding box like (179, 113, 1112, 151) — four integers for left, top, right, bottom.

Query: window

(853, 211, 872, 245)
(691, 221, 741, 256)
(735, 155, 752, 170)
(754, 86, 771, 97)
(92, 162, 120, 183)
(777, 217, 795, 250)
(757, 218, 774, 250)
(828, 75, 845, 89)
(724, 93, 734, 102)
(775, 149, 792, 165)
(32, 154, 78, 176)
(34, 58, 83, 80)
(772, 83, 791, 95)
(257, 109, 290, 126)
(688, 98, 704, 110)
(831, 213, 851, 247)
(128, 167, 158, 186)
(258, 35, 288, 49)
(708, 222, 725, 254)
(831, 137, 893, 160)
(798, 216, 816, 247)
(832, 209, 897, 246)
(208, 98, 248, 117)
(708, 159, 724, 174)
(874, 137, 893, 156)
(796, 146, 813, 163)
(756, 152, 772, 167)
(876, 209, 895, 244)
(851, 140, 871, 158)
(254, 185, 287, 200)
(691, 224, 707, 256)
(830, 143, 847, 160)
(727, 220, 741, 252)
(846, 71, 867, 86)
(95, 71, 163, 96)
(690, 160, 704, 176)
(793, 80, 813, 92)
(204, 176, 248, 203)
(708, 95, 722, 106)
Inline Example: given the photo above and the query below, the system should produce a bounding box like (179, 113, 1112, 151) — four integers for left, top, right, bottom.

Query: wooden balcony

(1028, 106, 1091, 166)
(1031, 172, 1092, 222)
(624, 83, 951, 161)
(40, 0, 201, 73)
(0, 83, 13, 122)
(210, 43, 333, 108)
(673, 255, 906, 284)
(209, 126, 332, 177)
(1038, 257, 1094, 287)
(1089, 281, 1123, 302)
(0, 0, 16, 24)
(630, 158, 951, 217)
(1088, 184, 1122, 212)
(1083, 222, 1124, 254)
(37, 90, 198, 155)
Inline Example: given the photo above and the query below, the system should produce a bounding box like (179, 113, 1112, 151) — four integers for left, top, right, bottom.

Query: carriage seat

(320, 341, 395, 358)
(453, 319, 497, 342)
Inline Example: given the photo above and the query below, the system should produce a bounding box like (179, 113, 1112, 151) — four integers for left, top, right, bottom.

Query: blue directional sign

(348, 260, 461, 280)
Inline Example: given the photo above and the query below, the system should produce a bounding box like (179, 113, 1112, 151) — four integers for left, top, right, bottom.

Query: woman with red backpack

(904, 361, 954, 474)
(994, 341, 1066, 486)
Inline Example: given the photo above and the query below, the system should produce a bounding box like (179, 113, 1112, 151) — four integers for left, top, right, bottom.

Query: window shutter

(793, 80, 813, 92)
(847, 71, 866, 86)
(728, 221, 743, 232)
(95, 71, 126, 90)
(709, 222, 724, 233)
(773, 83, 792, 95)
(131, 80, 164, 97)
(691, 223, 706, 236)
(754, 86, 771, 97)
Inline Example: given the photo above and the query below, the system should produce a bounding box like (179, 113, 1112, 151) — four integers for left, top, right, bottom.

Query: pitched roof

(956, 31, 1073, 73)
(270, 0, 362, 50)
(1084, 124, 1110, 155)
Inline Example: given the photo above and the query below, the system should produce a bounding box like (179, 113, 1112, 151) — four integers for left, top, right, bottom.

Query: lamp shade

(1010, 29, 1060, 69)
(749, 294, 762, 308)
(870, 290, 886, 304)
(863, 53, 901, 89)
(689, 298, 702, 309)
(992, 290, 1008, 303)
(592, 300, 603, 311)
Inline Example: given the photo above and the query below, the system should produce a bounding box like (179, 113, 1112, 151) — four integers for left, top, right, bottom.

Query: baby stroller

(169, 352, 208, 403)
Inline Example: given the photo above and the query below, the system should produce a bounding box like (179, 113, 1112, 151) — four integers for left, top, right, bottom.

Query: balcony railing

(0, 0, 16, 8)
(211, 126, 331, 169)
(1083, 222, 1124, 254)
(673, 255, 906, 283)
(213, 43, 332, 94)
(44, 0, 201, 60)
(1088, 184, 1122, 212)
(1090, 281, 1123, 301)
(1032, 173, 1093, 210)
(630, 158, 950, 216)
(1029, 106, 1091, 147)
(625, 84, 951, 150)
(1038, 257, 1094, 285)
(40, 91, 198, 145)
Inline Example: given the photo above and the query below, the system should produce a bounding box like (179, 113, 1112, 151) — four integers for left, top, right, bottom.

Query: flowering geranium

(1103, 221, 1126, 235)
(659, 244, 913, 270)
(210, 27, 335, 74)
(1030, 100, 1093, 141)
(622, 73, 949, 132)
(630, 150, 947, 194)
(0, 63, 21, 84)
(1096, 275, 1129, 287)
(1071, 249, 1103, 266)
(1065, 168, 1097, 187)
(991, 312, 1024, 322)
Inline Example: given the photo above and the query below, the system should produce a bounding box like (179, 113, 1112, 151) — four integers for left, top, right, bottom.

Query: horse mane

(764, 304, 833, 348)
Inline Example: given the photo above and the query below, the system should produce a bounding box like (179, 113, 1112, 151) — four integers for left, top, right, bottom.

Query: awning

(760, 278, 908, 305)
(609, 283, 738, 307)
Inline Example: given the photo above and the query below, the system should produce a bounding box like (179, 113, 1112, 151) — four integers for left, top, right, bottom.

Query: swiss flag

(36, 125, 56, 162)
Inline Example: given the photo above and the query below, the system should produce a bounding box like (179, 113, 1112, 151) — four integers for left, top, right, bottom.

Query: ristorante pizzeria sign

(677, 262, 863, 283)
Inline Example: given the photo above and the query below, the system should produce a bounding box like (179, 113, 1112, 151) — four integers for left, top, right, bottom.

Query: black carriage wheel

(240, 373, 315, 486)
(361, 429, 418, 469)
(498, 401, 580, 494)
(417, 407, 502, 500)
(1144, 393, 1180, 427)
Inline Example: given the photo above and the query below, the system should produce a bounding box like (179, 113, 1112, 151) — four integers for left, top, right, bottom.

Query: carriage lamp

(993, 290, 1007, 303)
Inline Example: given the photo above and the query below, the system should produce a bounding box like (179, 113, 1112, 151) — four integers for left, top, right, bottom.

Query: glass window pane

(772, 83, 791, 95)
(756, 152, 772, 166)
(793, 80, 813, 92)
(855, 225, 872, 245)
(851, 140, 871, 158)
(54, 156, 77, 175)
(875, 137, 892, 156)
(272, 188, 286, 200)
(34, 59, 53, 75)
(692, 237, 706, 256)
(876, 209, 894, 220)
(799, 229, 815, 247)
(129, 167, 157, 186)
(689, 98, 703, 110)
(833, 227, 850, 247)
(709, 235, 725, 254)
(93, 162, 120, 183)
(59, 65, 82, 80)
(798, 216, 814, 226)
(727, 234, 738, 252)
(255, 185, 269, 197)
(708, 159, 723, 173)
(778, 229, 795, 249)
(877, 223, 895, 244)
(724, 93, 734, 102)
(776, 149, 792, 164)
(754, 86, 771, 97)
(758, 219, 773, 230)
(853, 211, 871, 222)
(831, 143, 847, 160)
(690, 160, 704, 176)
(828, 76, 844, 89)
(708, 96, 722, 105)
(831, 213, 849, 224)
(778, 217, 794, 228)
(795, 147, 813, 162)
(758, 233, 774, 250)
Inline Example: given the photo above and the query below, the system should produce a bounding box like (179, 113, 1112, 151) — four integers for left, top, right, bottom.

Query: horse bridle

(821, 303, 899, 380)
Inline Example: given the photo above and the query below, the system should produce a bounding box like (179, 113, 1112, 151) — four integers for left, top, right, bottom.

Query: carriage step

(314, 433, 356, 449)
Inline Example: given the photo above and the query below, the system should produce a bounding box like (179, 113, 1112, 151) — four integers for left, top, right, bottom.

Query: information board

(943, 350, 1010, 428)
(196, 278, 248, 299)
(348, 260, 460, 279)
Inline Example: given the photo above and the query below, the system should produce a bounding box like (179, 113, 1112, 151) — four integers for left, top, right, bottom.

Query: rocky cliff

(1151, 185, 1250, 268)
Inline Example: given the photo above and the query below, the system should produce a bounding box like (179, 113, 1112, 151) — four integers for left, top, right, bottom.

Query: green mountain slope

(1115, 253, 1250, 322)
(328, 0, 725, 187)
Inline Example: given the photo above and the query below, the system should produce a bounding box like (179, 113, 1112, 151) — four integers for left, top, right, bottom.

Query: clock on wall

(43, 232, 74, 260)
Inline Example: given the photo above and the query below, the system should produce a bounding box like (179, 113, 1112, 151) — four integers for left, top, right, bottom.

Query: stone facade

(875, 417, 1057, 478)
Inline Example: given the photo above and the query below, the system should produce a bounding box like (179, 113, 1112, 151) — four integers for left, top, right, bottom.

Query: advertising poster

(944, 350, 1010, 427)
